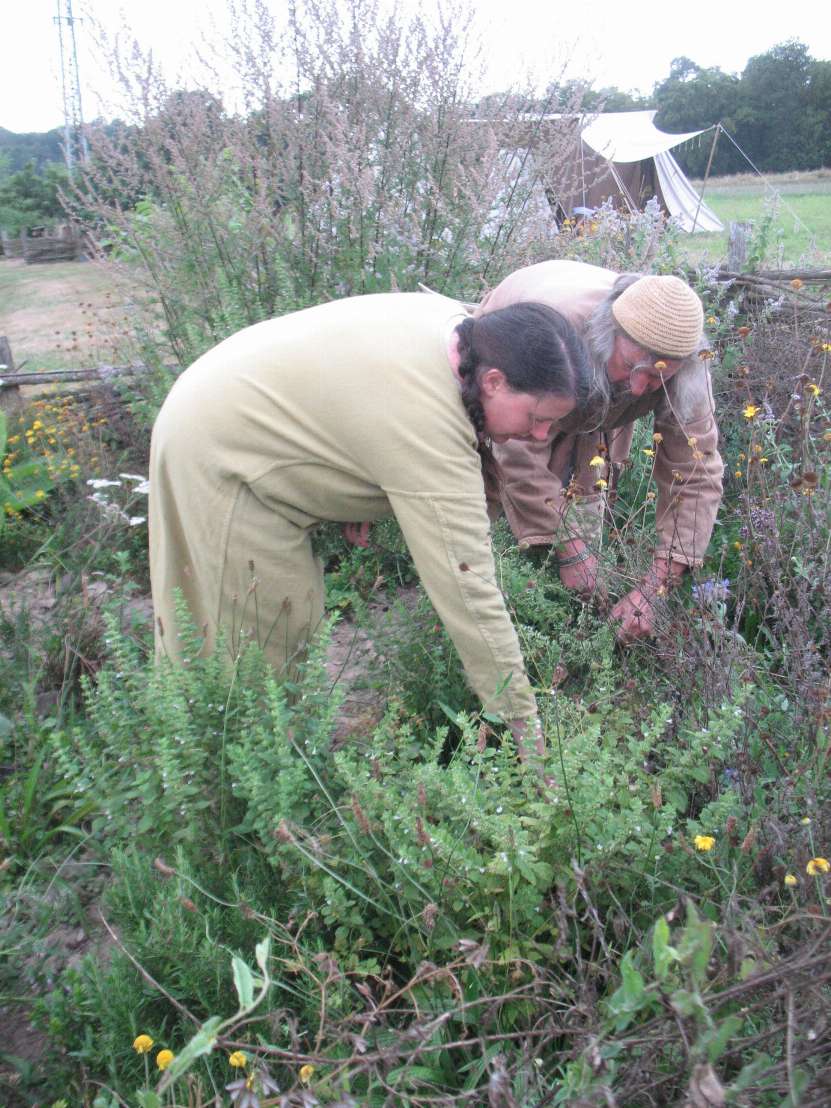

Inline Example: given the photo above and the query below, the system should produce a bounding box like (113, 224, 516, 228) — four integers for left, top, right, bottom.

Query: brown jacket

(476, 261, 723, 566)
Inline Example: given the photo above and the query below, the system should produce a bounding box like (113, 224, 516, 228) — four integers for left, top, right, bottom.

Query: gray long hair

(584, 274, 710, 425)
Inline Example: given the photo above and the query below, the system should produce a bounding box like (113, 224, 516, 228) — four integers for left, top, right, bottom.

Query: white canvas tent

(553, 110, 723, 233)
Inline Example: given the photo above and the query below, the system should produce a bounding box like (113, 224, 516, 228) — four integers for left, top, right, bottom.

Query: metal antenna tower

(54, 0, 89, 175)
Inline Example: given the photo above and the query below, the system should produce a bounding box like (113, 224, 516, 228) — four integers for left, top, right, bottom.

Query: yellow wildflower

(31, 420, 43, 431)
(801, 817, 811, 825)
(784, 874, 798, 887)
(156, 1049, 175, 1071)
(706, 316, 717, 326)
(229, 1051, 248, 1068)
(805, 382, 821, 397)
(654, 360, 667, 371)
(133, 1034, 154, 1054)
(642, 448, 655, 458)
(743, 403, 760, 420)
(594, 478, 608, 490)
(694, 834, 716, 852)
(299, 1064, 316, 1085)
(34, 490, 47, 500)
(734, 470, 742, 479)
(733, 541, 742, 550)
(806, 857, 830, 876)
(589, 455, 605, 469)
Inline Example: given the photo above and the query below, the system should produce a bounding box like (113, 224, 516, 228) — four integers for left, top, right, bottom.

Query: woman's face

(479, 368, 575, 444)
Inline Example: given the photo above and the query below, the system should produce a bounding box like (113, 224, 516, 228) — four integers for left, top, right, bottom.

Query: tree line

(0, 37, 828, 235)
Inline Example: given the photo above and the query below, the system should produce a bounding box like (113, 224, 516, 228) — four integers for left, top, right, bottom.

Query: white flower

(87, 478, 122, 489)
(128, 516, 147, 527)
(119, 473, 150, 494)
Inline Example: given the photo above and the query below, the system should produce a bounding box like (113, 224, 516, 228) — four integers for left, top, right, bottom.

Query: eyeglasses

(626, 356, 678, 387)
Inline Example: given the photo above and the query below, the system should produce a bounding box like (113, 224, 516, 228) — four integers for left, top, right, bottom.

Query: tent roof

(579, 110, 708, 163)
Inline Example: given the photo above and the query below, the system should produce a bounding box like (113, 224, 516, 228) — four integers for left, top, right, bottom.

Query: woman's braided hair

(453, 301, 590, 435)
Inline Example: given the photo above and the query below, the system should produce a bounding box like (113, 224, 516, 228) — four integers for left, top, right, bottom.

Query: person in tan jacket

(475, 260, 723, 643)
(149, 292, 590, 756)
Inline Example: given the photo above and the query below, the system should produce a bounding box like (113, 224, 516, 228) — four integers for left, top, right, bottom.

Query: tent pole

(691, 124, 721, 233)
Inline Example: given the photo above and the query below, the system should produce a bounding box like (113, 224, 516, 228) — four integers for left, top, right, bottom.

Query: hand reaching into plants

(611, 557, 687, 644)
(509, 717, 557, 789)
(342, 521, 372, 547)
(556, 539, 608, 606)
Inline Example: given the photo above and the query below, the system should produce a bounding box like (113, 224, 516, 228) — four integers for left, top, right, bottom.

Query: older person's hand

(611, 585, 657, 643)
(611, 556, 687, 644)
(556, 539, 608, 606)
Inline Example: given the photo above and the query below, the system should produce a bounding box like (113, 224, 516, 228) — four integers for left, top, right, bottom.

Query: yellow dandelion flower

(229, 1051, 248, 1068)
(805, 382, 821, 397)
(706, 316, 717, 325)
(801, 817, 812, 825)
(654, 360, 667, 371)
(589, 455, 605, 469)
(34, 489, 47, 500)
(652, 432, 663, 444)
(642, 448, 655, 458)
(594, 477, 608, 490)
(31, 420, 43, 431)
(734, 470, 742, 479)
(156, 1049, 175, 1071)
(806, 857, 830, 876)
(133, 1034, 154, 1054)
(299, 1064, 316, 1085)
(784, 874, 798, 887)
(694, 834, 716, 852)
(743, 404, 760, 420)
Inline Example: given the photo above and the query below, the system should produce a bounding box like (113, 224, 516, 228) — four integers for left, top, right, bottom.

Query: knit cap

(611, 275, 704, 358)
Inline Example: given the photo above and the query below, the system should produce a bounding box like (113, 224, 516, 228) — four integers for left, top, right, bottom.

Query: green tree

(0, 160, 69, 233)
(653, 58, 742, 176)
(736, 41, 816, 172)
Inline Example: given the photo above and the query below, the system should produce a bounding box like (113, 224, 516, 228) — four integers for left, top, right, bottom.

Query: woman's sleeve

(385, 486, 539, 722)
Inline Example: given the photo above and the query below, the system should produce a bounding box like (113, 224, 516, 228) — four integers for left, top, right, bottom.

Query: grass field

(686, 169, 831, 267)
(0, 258, 138, 373)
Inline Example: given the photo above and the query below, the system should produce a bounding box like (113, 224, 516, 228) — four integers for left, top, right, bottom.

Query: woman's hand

(342, 521, 372, 548)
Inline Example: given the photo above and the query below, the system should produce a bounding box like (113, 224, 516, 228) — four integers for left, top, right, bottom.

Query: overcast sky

(3, 0, 829, 134)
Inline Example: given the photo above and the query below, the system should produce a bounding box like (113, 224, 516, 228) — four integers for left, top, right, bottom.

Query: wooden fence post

(727, 222, 752, 271)
(0, 337, 24, 415)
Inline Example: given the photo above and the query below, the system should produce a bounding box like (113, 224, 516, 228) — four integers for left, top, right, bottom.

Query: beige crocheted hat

(611, 275, 704, 358)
